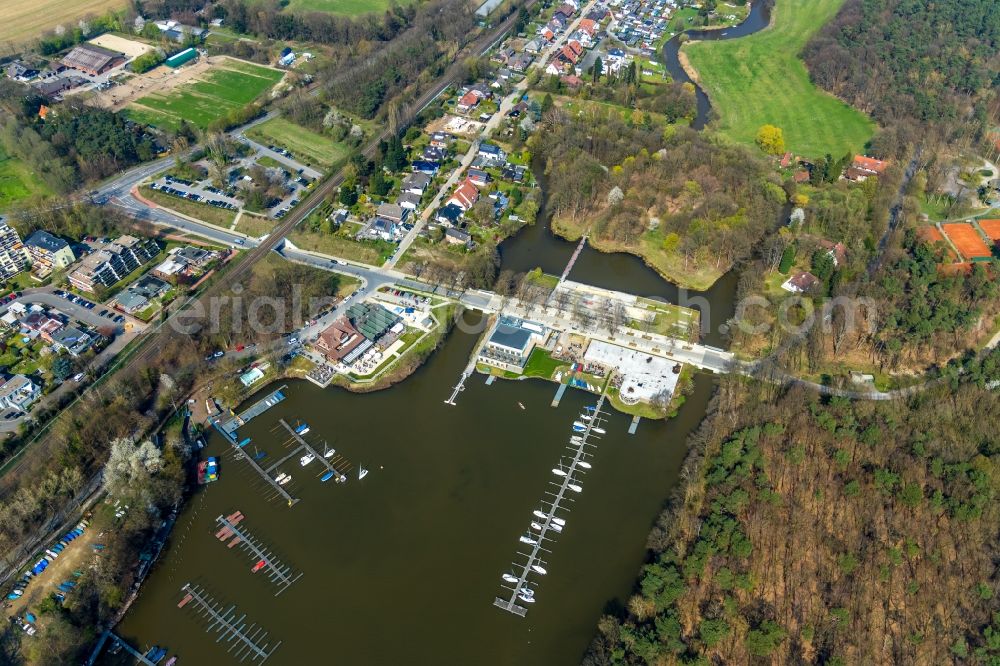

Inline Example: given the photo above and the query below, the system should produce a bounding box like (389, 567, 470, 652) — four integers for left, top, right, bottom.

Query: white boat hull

(568, 484, 582, 492)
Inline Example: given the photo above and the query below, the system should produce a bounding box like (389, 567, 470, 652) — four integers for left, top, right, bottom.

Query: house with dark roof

(24, 230, 75, 276)
(445, 228, 473, 247)
(412, 160, 440, 175)
(401, 172, 431, 196)
(435, 203, 464, 226)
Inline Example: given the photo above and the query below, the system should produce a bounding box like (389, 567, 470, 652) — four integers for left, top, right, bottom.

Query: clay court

(942, 222, 992, 260)
(977, 219, 1000, 242)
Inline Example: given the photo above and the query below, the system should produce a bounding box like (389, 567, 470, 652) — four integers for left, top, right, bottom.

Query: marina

(493, 392, 610, 617)
(218, 387, 287, 440)
(214, 512, 303, 596)
(177, 583, 280, 664)
(276, 419, 348, 483)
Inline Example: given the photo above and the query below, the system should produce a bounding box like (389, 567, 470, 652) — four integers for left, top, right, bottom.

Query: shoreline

(549, 216, 726, 292)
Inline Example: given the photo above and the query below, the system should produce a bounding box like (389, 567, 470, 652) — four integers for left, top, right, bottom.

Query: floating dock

(277, 420, 348, 483)
(217, 426, 299, 507)
(550, 383, 567, 407)
(86, 631, 158, 666)
(493, 391, 610, 617)
(628, 416, 640, 435)
(178, 583, 280, 664)
(214, 512, 303, 596)
(218, 387, 287, 439)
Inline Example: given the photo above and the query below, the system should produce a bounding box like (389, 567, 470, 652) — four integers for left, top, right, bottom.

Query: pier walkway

(278, 420, 347, 483)
(215, 513, 303, 596)
(493, 391, 610, 617)
(558, 235, 587, 284)
(178, 583, 280, 664)
(219, 387, 287, 439)
(217, 425, 298, 507)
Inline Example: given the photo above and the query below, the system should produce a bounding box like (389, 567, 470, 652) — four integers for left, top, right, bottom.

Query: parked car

(72, 373, 85, 382)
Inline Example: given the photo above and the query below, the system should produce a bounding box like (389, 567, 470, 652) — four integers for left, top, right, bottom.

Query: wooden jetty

(214, 513, 303, 596)
(85, 631, 158, 666)
(178, 583, 280, 664)
(277, 419, 347, 483)
(218, 428, 299, 507)
(218, 386, 287, 439)
(493, 390, 610, 618)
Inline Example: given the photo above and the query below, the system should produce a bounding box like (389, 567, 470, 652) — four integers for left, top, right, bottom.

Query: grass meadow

(0, 148, 52, 207)
(126, 60, 284, 131)
(246, 118, 349, 169)
(682, 0, 874, 158)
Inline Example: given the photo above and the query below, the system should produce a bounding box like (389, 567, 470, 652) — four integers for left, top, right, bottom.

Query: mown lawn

(246, 118, 348, 169)
(0, 147, 52, 207)
(285, 0, 417, 16)
(126, 60, 284, 131)
(683, 0, 874, 158)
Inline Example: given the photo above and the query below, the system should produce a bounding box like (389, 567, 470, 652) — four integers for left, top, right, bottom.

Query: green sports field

(246, 118, 349, 169)
(0, 147, 52, 207)
(285, 0, 417, 16)
(683, 0, 875, 158)
(126, 60, 284, 131)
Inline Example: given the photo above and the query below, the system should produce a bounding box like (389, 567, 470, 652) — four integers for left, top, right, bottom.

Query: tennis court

(941, 223, 991, 260)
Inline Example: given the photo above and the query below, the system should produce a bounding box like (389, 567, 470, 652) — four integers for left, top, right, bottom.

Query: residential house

(435, 203, 465, 226)
(819, 240, 847, 267)
(0, 375, 40, 412)
(397, 192, 422, 211)
(24, 230, 75, 277)
(422, 145, 447, 162)
(845, 155, 889, 181)
(49, 326, 94, 356)
(457, 91, 480, 113)
(509, 52, 534, 72)
(429, 132, 454, 149)
(781, 271, 820, 293)
(477, 143, 507, 166)
(445, 228, 474, 247)
(501, 164, 528, 182)
(0, 216, 29, 281)
(411, 160, 440, 175)
(376, 203, 408, 224)
(448, 179, 481, 211)
(401, 172, 432, 196)
(364, 217, 402, 242)
(114, 290, 150, 314)
(467, 168, 491, 187)
(523, 39, 543, 54)
(4, 61, 39, 82)
(20, 311, 64, 341)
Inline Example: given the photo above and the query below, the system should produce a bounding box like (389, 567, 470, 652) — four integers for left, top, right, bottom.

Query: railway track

(110, 4, 532, 379)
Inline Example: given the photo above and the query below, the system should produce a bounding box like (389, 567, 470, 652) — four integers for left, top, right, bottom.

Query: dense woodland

(586, 359, 1000, 665)
(532, 109, 784, 277)
(803, 0, 1000, 150)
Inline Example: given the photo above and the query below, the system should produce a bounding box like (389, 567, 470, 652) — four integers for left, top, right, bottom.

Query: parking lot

(148, 141, 315, 221)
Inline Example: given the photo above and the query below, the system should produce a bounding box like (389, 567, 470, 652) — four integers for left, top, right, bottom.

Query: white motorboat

(300, 454, 315, 466)
(324, 448, 336, 458)
(531, 564, 547, 575)
(592, 427, 606, 435)
(530, 522, 544, 531)
(518, 593, 536, 604)
(298, 427, 310, 435)
(519, 587, 534, 597)
(570, 436, 583, 444)
(533, 510, 548, 520)
(278, 475, 291, 486)
(519, 534, 538, 545)
(551, 517, 565, 527)
(580, 415, 592, 421)
(358, 466, 369, 480)
(552, 468, 567, 477)
(275, 473, 287, 483)
(578, 461, 592, 469)
(568, 483, 582, 493)
(502, 573, 518, 584)
(573, 421, 586, 429)
(572, 425, 586, 433)
(549, 523, 563, 533)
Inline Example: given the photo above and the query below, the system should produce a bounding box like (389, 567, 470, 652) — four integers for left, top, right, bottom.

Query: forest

(0, 85, 158, 191)
(531, 108, 785, 288)
(803, 0, 1000, 147)
(586, 356, 1000, 665)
